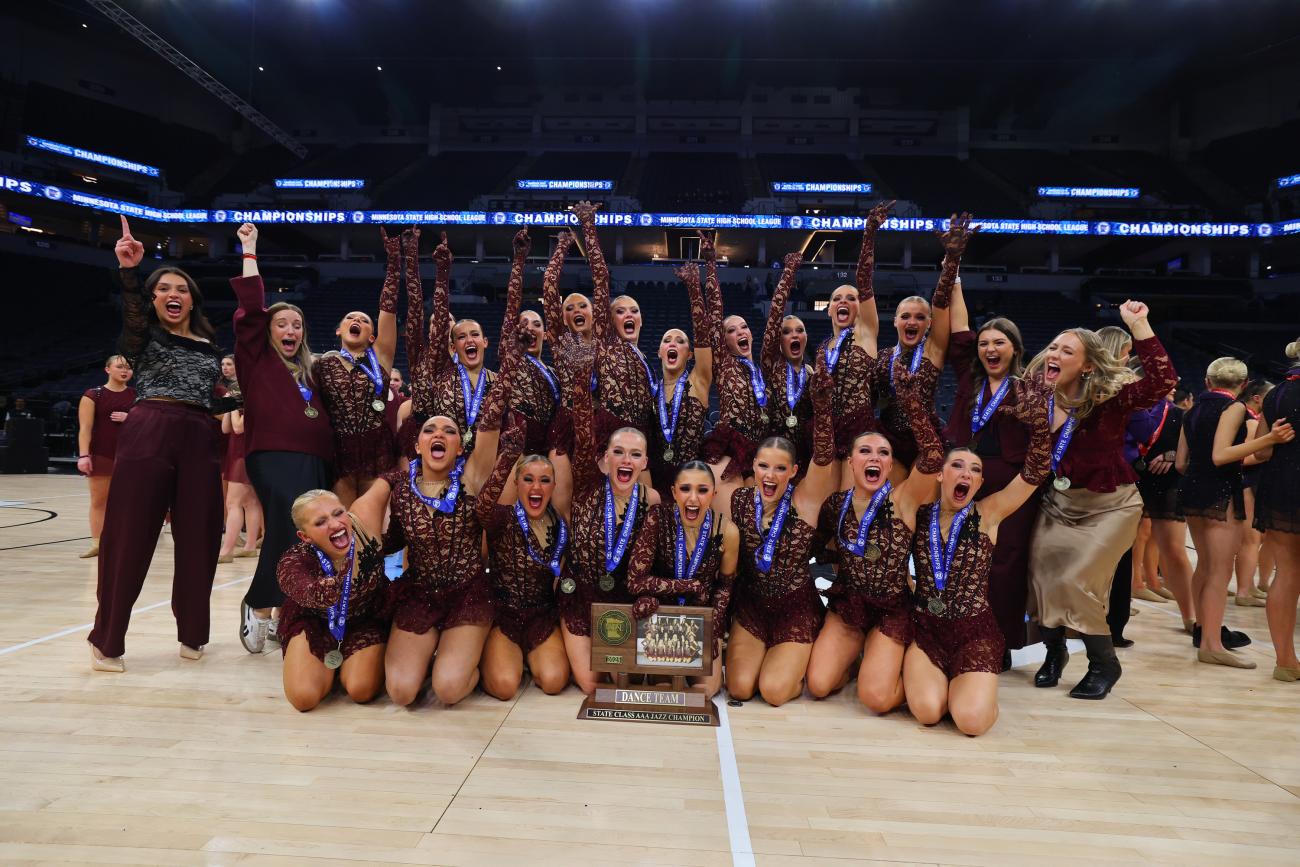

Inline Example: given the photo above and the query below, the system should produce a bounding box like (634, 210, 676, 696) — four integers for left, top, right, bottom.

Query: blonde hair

(1206, 356, 1248, 389)
(1095, 326, 1132, 360)
(290, 489, 338, 530)
(105, 354, 129, 368)
(1286, 337, 1300, 360)
(1025, 327, 1137, 421)
(267, 302, 316, 389)
(895, 295, 931, 314)
(514, 453, 555, 480)
(606, 426, 647, 452)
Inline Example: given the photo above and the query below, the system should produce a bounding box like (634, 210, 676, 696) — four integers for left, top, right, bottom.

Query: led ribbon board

(1037, 186, 1140, 199)
(25, 136, 161, 178)
(0, 174, 1286, 236)
(517, 180, 614, 190)
(1276, 174, 1300, 189)
(772, 182, 873, 194)
(274, 179, 366, 189)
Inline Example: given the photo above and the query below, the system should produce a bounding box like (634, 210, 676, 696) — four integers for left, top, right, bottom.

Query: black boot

(1069, 634, 1122, 700)
(1034, 626, 1068, 688)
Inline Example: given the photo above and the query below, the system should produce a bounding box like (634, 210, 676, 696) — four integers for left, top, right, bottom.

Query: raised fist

(236, 222, 258, 253)
(935, 212, 977, 258)
(432, 231, 452, 269)
(512, 228, 531, 257)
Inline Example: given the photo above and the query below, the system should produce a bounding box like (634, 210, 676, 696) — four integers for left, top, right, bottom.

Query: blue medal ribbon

(340, 346, 385, 398)
(824, 328, 852, 373)
(836, 482, 892, 557)
(674, 506, 714, 582)
(408, 459, 461, 514)
(603, 478, 640, 574)
(513, 502, 567, 578)
(524, 354, 560, 405)
(752, 484, 793, 574)
(1047, 395, 1078, 476)
(297, 382, 314, 404)
(889, 337, 927, 392)
(970, 376, 1013, 434)
(737, 357, 768, 410)
(928, 503, 972, 592)
(785, 362, 808, 411)
(456, 361, 488, 430)
(656, 365, 692, 449)
(312, 536, 356, 644)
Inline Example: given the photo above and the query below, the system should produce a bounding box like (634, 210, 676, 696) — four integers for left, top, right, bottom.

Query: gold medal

(304, 406, 319, 419)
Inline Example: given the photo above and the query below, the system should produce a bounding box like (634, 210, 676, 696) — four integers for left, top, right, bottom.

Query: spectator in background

(76, 355, 136, 558)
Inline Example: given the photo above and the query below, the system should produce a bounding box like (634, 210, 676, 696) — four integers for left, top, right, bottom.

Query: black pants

(1107, 547, 1133, 640)
(245, 450, 331, 609)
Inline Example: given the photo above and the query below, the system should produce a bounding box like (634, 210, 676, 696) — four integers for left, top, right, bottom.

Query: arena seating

(865, 155, 1022, 215)
(639, 153, 747, 211)
(374, 151, 525, 209)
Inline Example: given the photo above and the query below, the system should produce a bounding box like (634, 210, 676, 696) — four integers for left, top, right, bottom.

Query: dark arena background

(1, 1, 1299, 865)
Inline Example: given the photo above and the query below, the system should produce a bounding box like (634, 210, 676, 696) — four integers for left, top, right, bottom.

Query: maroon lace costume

(816, 491, 913, 646)
(1255, 374, 1300, 534)
(556, 359, 650, 637)
(910, 503, 1004, 679)
(873, 351, 944, 468)
(398, 231, 434, 459)
(540, 232, 581, 457)
(276, 529, 391, 662)
(648, 262, 711, 497)
(500, 235, 558, 456)
(730, 485, 824, 646)
(759, 254, 812, 469)
(476, 418, 564, 653)
(313, 354, 398, 479)
(626, 503, 735, 634)
(699, 242, 768, 481)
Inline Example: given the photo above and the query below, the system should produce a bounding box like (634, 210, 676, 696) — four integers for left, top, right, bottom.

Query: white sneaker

(240, 600, 270, 654)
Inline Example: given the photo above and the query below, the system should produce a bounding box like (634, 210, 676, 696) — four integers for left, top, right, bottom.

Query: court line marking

(0, 576, 251, 657)
(713, 696, 756, 867)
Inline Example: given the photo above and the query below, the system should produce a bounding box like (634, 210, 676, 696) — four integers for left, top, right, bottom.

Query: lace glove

(893, 365, 945, 474)
(931, 212, 977, 310)
(856, 199, 893, 302)
(379, 227, 402, 313)
(999, 377, 1053, 485)
(810, 354, 835, 466)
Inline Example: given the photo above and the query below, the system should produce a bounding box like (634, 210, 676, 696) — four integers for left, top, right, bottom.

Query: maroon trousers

(90, 401, 223, 658)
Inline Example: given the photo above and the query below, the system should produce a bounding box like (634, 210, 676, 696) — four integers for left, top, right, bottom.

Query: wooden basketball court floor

(1, 474, 1298, 866)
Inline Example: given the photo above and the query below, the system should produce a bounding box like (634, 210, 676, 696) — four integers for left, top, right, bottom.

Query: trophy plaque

(578, 603, 719, 726)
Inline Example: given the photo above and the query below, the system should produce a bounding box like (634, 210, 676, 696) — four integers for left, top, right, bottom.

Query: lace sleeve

(626, 505, 705, 598)
(810, 362, 835, 467)
(703, 238, 724, 355)
(1000, 379, 1052, 485)
(541, 231, 574, 347)
(679, 263, 713, 353)
(428, 236, 453, 379)
(760, 252, 802, 376)
(499, 229, 531, 354)
(1116, 336, 1179, 414)
(403, 230, 425, 374)
(856, 221, 880, 303)
(277, 544, 342, 609)
(566, 338, 602, 495)
(895, 367, 945, 473)
(575, 208, 612, 342)
(710, 569, 736, 632)
(475, 414, 524, 529)
(379, 229, 401, 315)
(113, 267, 152, 363)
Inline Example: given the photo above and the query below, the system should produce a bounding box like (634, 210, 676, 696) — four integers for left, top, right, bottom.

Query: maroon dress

(539, 233, 580, 457)
(313, 353, 397, 479)
(647, 261, 711, 498)
(398, 232, 436, 460)
(83, 385, 137, 476)
(910, 503, 1004, 679)
(816, 491, 913, 646)
(818, 330, 882, 459)
(942, 330, 1041, 651)
(730, 485, 825, 646)
(276, 529, 391, 662)
(222, 430, 249, 484)
(500, 238, 558, 457)
(872, 348, 943, 469)
(626, 503, 735, 633)
(759, 255, 812, 470)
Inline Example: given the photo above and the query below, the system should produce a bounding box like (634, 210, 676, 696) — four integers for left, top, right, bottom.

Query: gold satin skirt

(1028, 484, 1143, 636)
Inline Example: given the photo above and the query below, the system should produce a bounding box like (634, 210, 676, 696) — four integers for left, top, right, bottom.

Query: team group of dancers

(81, 201, 1300, 736)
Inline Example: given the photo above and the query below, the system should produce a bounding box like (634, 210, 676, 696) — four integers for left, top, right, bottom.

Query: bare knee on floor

(805, 665, 844, 699)
(857, 678, 902, 714)
(386, 673, 425, 707)
(951, 702, 998, 737)
(285, 682, 327, 713)
(758, 672, 801, 707)
(431, 671, 475, 706)
(342, 675, 382, 704)
(482, 669, 521, 701)
(909, 695, 946, 726)
(533, 666, 570, 695)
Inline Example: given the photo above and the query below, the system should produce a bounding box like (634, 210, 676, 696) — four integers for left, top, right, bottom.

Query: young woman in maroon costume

(905, 378, 1053, 736)
(627, 461, 740, 698)
(1025, 302, 1178, 699)
(644, 262, 714, 501)
(499, 228, 559, 458)
(551, 333, 661, 694)
(760, 253, 813, 473)
(726, 359, 839, 706)
(231, 223, 335, 655)
(538, 230, 582, 513)
(351, 355, 513, 707)
(805, 373, 946, 712)
(871, 214, 976, 476)
(941, 282, 1039, 663)
(815, 201, 892, 487)
(277, 490, 388, 711)
(77, 354, 135, 558)
(89, 217, 225, 671)
(312, 227, 402, 505)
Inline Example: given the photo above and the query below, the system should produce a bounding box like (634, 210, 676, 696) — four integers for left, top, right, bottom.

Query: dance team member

(1252, 339, 1300, 681)
(277, 490, 388, 711)
(552, 333, 659, 694)
(627, 461, 740, 697)
(217, 359, 262, 563)
(396, 227, 428, 459)
(905, 376, 1054, 735)
(1235, 379, 1273, 606)
(499, 228, 560, 457)
(1176, 357, 1292, 668)
(726, 359, 839, 706)
(759, 252, 813, 471)
(77, 354, 135, 558)
(312, 227, 402, 504)
(538, 230, 581, 511)
(805, 371, 950, 712)
(942, 280, 1037, 664)
(90, 216, 225, 671)
(353, 354, 513, 707)
(646, 262, 713, 500)
(231, 223, 334, 654)
(1025, 301, 1177, 699)
(1131, 386, 1194, 630)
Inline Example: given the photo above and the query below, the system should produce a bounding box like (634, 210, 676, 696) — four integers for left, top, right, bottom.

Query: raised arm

(112, 216, 150, 361)
(402, 227, 426, 374)
(478, 414, 526, 530)
(427, 232, 454, 379)
(463, 348, 513, 493)
(498, 229, 532, 356)
(853, 200, 892, 354)
(1114, 302, 1178, 413)
(698, 231, 724, 354)
(230, 223, 268, 360)
(374, 227, 402, 371)
(980, 378, 1053, 525)
(924, 212, 977, 368)
(678, 261, 713, 388)
(1212, 401, 1295, 466)
(949, 276, 969, 334)
(541, 230, 575, 347)
(572, 201, 611, 341)
(891, 369, 946, 516)
(760, 251, 803, 376)
(556, 332, 601, 495)
(349, 474, 395, 557)
(793, 358, 839, 516)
